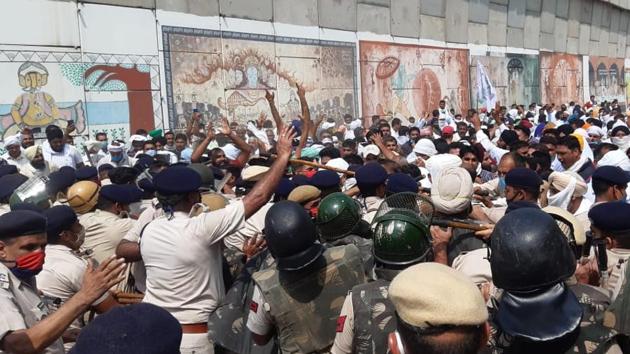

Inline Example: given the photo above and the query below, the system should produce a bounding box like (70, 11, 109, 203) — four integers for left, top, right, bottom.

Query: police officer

(331, 205, 432, 354)
(316, 192, 373, 273)
(355, 163, 388, 224)
(47, 167, 77, 206)
(589, 202, 630, 301)
(387, 263, 490, 354)
(490, 208, 623, 353)
(591, 166, 629, 206)
(141, 126, 295, 354)
(66, 181, 101, 216)
(0, 210, 124, 354)
(36, 206, 119, 349)
(247, 201, 366, 353)
(310, 170, 341, 198)
(79, 184, 140, 263)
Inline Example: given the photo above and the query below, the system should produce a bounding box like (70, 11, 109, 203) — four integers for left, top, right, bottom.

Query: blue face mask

(498, 176, 506, 195)
(111, 154, 123, 163)
(145, 149, 156, 157)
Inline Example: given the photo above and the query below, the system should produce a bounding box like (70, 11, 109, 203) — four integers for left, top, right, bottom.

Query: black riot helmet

(264, 201, 325, 271)
(490, 208, 576, 292)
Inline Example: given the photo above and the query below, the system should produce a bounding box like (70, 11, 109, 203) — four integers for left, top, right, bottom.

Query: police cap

(355, 163, 388, 191)
(0, 210, 47, 239)
(588, 201, 630, 233)
(100, 184, 143, 204)
(47, 168, 77, 195)
(153, 166, 201, 195)
(274, 178, 296, 199)
(386, 173, 418, 194)
(44, 205, 77, 241)
(310, 170, 340, 189)
(592, 166, 630, 186)
(75, 166, 98, 181)
(0, 174, 28, 200)
(505, 168, 542, 191)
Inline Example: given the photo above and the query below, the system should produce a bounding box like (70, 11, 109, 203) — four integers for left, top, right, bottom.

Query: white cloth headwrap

(221, 143, 240, 161)
(425, 154, 462, 182)
(587, 126, 604, 137)
(431, 166, 473, 214)
(4, 134, 21, 147)
(598, 150, 630, 172)
(107, 142, 123, 153)
(547, 175, 576, 210)
(413, 139, 438, 157)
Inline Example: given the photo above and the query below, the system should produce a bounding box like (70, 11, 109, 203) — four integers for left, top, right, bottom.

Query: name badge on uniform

(0, 272, 9, 289)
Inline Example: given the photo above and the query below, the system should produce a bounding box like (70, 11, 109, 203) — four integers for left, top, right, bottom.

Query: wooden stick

(431, 218, 488, 231)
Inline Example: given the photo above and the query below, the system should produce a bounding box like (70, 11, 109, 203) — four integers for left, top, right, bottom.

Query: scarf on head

(430, 166, 473, 215)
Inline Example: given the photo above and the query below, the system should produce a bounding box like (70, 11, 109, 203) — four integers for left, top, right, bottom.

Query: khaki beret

(242, 165, 270, 182)
(287, 185, 321, 204)
(389, 263, 488, 330)
(201, 193, 228, 211)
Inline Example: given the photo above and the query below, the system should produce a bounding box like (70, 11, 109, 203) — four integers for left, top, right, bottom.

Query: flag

(477, 60, 497, 110)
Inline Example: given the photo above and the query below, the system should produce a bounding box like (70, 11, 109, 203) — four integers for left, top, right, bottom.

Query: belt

(181, 323, 208, 334)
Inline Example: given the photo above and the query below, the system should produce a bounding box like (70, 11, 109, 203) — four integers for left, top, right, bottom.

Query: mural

(0, 49, 161, 144)
(470, 54, 540, 107)
(540, 53, 583, 105)
(359, 41, 469, 119)
(162, 26, 358, 130)
(588, 56, 625, 104)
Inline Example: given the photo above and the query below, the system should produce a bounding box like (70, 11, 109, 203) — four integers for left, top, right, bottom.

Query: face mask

(611, 136, 630, 148)
(498, 176, 506, 195)
(145, 149, 156, 157)
(4, 250, 46, 280)
(100, 141, 108, 151)
(303, 169, 317, 179)
(111, 154, 123, 163)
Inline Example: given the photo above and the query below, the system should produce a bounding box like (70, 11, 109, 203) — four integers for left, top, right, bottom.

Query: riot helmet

(490, 208, 576, 291)
(264, 201, 324, 271)
(67, 181, 100, 214)
(316, 192, 361, 241)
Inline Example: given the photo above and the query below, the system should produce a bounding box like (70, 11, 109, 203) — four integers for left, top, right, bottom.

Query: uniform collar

(46, 244, 73, 252)
(0, 261, 36, 290)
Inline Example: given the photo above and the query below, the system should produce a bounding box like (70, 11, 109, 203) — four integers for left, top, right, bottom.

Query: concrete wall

(2, 0, 630, 143)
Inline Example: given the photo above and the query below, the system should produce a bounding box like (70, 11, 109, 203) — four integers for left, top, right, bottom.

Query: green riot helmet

(372, 209, 432, 266)
(316, 192, 361, 241)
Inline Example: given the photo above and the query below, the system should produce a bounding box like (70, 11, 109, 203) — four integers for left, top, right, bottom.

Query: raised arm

(242, 126, 296, 218)
(265, 90, 284, 132)
(221, 116, 252, 167)
(1, 257, 124, 354)
(190, 121, 215, 163)
(294, 83, 311, 159)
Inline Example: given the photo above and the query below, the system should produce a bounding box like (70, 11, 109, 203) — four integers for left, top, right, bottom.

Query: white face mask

(611, 136, 630, 149)
(547, 177, 577, 210)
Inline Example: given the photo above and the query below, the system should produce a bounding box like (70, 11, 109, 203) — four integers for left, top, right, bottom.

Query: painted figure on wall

(2, 61, 85, 140)
(540, 53, 582, 106)
(359, 41, 470, 120)
(162, 27, 357, 129)
(588, 56, 625, 104)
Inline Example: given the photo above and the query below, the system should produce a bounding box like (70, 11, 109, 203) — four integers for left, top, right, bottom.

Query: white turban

(598, 150, 630, 172)
(431, 166, 473, 215)
(413, 139, 438, 157)
(129, 134, 147, 143)
(221, 143, 240, 161)
(587, 126, 604, 137)
(4, 134, 21, 147)
(548, 171, 587, 199)
(425, 154, 462, 182)
(325, 158, 350, 177)
(107, 142, 123, 153)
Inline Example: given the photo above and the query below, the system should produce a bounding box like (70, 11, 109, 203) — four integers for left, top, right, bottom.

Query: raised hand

(265, 90, 274, 102)
(78, 256, 125, 303)
(296, 83, 306, 98)
(205, 121, 215, 141)
(220, 115, 232, 136)
(276, 125, 297, 158)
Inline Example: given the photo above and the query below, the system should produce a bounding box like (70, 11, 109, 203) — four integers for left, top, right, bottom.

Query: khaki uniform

(0, 263, 65, 354)
(360, 196, 383, 225)
(331, 279, 395, 354)
(141, 201, 246, 354)
(79, 209, 134, 264)
(603, 248, 630, 301)
(247, 245, 366, 354)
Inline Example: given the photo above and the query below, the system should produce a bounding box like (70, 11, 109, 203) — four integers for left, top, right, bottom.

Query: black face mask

(31, 160, 45, 169)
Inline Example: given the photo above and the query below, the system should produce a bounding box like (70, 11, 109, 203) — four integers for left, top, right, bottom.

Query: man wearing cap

(46, 167, 77, 207)
(140, 126, 295, 354)
(546, 171, 591, 229)
(2, 134, 29, 172)
(592, 166, 629, 205)
(355, 163, 388, 224)
(42, 125, 84, 169)
(0, 210, 124, 354)
(97, 141, 131, 169)
(79, 184, 139, 264)
(287, 185, 321, 218)
(310, 170, 341, 199)
(74, 166, 99, 184)
(36, 206, 119, 349)
(479, 167, 542, 223)
(386, 263, 489, 354)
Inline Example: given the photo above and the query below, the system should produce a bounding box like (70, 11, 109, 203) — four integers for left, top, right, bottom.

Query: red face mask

(9, 250, 45, 280)
(302, 169, 317, 179)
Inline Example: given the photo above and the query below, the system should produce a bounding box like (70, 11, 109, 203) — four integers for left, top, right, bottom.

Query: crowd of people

(2, 85, 630, 354)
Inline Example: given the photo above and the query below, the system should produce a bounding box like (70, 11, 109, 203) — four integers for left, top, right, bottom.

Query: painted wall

(469, 54, 540, 108)
(359, 41, 469, 119)
(162, 26, 357, 128)
(588, 56, 626, 103)
(540, 53, 583, 106)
